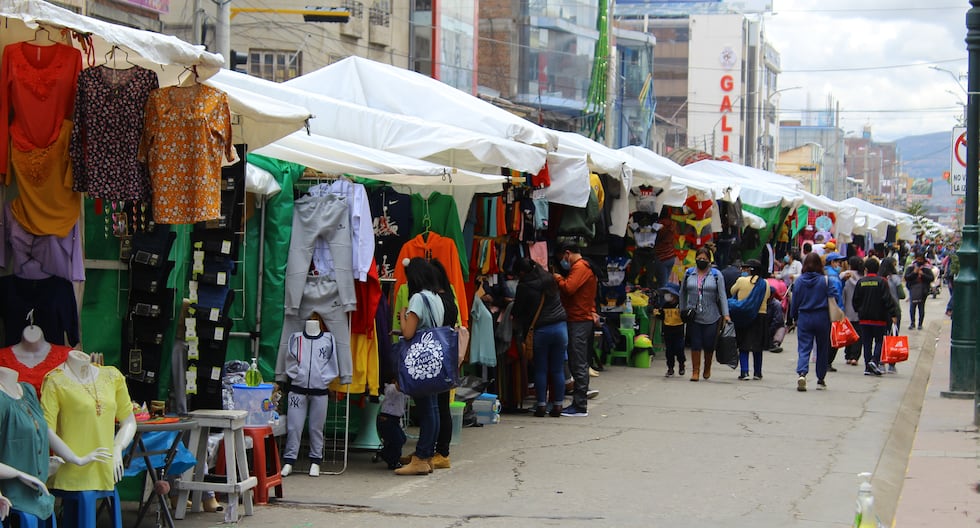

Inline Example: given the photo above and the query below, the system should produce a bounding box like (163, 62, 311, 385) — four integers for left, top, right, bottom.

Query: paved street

(140, 292, 969, 527)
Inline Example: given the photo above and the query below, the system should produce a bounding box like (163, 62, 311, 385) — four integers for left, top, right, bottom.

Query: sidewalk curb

(873, 320, 939, 525)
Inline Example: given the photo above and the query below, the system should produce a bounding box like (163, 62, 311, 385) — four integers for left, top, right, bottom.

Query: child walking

(657, 283, 686, 377)
(377, 379, 408, 470)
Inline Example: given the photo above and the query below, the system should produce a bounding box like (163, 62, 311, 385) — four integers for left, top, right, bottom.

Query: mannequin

(281, 319, 337, 478)
(0, 367, 111, 522)
(40, 351, 136, 492)
(0, 325, 72, 397)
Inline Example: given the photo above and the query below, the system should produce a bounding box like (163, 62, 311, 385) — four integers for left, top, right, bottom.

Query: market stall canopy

(284, 56, 559, 151)
(205, 76, 312, 151)
(619, 146, 734, 203)
(797, 191, 858, 243)
(687, 159, 804, 209)
(841, 197, 914, 241)
(211, 69, 547, 176)
(689, 159, 804, 191)
(0, 0, 224, 86)
(852, 211, 893, 240)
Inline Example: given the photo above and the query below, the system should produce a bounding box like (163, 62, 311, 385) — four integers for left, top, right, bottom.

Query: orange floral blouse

(138, 84, 233, 224)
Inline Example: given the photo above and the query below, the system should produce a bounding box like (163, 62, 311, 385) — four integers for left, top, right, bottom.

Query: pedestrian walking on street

(790, 253, 838, 391)
(655, 282, 685, 377)
(730, 259, 771, 380)
(513, 257, 567, 418)
(823, 252, 847, 372)
(904, 251, 934, 330)
(879, 257, 904, 374)
(680, 247, 730, 382)
(853, 258, 900, 377)
(840, 256, 864, 366)
(554, 243, 598, 417)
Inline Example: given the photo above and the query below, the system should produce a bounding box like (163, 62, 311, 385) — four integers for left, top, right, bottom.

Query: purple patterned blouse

(70, 65, 159, 201)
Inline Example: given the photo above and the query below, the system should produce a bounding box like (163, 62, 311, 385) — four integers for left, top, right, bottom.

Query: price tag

(187, 337, 199, 360)
(217, 272, 227, 286)
(188, 281, 198, 302)
(193, 250, 205, 274)
(211, 367, 222, 381)
(210, 308, 220, 322)
(186, 366, 197, 394)
(221, 240, 232, 254)
(214, 327, 225, 341)
(185, 317, 197, 338)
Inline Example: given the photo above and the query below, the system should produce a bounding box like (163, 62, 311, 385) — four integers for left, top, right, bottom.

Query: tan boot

(394, 455, 432, 475)
(703, 351, 714, 380)
(399, 454, 414, 465)
(431, 453, 451, 469)
(690, 351, 701, 382)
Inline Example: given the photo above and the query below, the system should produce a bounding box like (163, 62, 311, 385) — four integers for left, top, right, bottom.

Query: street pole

(215, 0, 231, 68)
(946, 1, 979, 421)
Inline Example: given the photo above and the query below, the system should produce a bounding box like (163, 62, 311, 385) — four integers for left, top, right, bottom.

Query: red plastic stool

(215, 426, 283, 504)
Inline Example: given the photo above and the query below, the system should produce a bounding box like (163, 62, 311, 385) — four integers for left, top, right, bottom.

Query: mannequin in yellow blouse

(41, 350, 136, 491)
(0, 366, 111, 521)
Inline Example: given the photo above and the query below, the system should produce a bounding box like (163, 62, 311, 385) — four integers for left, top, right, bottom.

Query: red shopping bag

(881, 335, 910, 363)
(830, 319, 860, 348)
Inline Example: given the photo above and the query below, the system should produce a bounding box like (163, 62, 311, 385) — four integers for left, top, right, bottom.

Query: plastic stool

(606, 328, 634, 366)
(4, 509, 56, 528)
(53, 489, 122, 528)
(215, 426, 283, 504)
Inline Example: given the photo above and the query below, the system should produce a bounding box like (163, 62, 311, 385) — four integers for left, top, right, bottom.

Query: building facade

(843, 127, 901, 207)
(779, 123, 846, 200)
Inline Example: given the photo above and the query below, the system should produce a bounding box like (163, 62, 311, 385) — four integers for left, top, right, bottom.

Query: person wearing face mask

(679, 247, 730, 382)
(823, 253, 847, 372)
(729, 259, 771, 380)
(655, 283, 685, 377)
(553, 244, 598, 417)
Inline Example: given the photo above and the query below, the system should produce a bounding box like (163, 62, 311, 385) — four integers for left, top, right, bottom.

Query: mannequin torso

(11, 326, 52, 369)
(0, 368, 24, 400)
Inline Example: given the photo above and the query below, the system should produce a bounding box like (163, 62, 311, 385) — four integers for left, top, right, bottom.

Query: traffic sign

(950, 126, 966, 196)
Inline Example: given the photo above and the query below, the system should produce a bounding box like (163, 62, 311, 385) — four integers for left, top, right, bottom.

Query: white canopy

(742, 210, 767, 230)
(204, 76, 311, 152)
(616, 146, 725, 204)
(211, 69, 547, 176)
(796, 191, 858, 243)
(852, 211, 893, 240)
(285, 56, 559, 151)
(0, 0, 224, 86)
(689, 159, 804, 191)
(841, 198, 914, 240)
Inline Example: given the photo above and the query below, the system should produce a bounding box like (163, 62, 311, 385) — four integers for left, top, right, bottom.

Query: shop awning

(284, 56, 559, 151)
(211, 69, 548, 176)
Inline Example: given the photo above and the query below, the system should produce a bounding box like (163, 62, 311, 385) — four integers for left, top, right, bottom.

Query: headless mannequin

(280, 319, 329, 478)
(58, 351, 136, 482)
(0, 367, 111, 520)
(11, 325, 52, 369)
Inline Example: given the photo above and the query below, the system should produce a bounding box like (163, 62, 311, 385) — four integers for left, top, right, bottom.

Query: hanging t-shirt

(139, 84, 234, 224)
(368, 187, 411, 280)
(70, 65, 159, 201)
(41, 365, 133, 491)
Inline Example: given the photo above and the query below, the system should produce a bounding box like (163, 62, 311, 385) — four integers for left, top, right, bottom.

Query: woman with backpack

(729, 259, 771, 380)
(679, 247, 731, 382)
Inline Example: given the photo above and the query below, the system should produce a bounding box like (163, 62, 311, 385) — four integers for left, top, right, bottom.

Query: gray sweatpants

(283, 392, 328, 464)
(285, 194, 356, 314)
(276, 277, 353, 384)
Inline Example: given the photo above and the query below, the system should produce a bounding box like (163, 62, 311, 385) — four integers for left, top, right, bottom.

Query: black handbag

(681, 308, 696, 324)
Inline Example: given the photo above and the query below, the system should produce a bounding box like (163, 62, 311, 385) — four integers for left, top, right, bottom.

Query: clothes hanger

(176, 65, 199, 85)
(28, 25, 55, 45)
(104, 45, 137, 70)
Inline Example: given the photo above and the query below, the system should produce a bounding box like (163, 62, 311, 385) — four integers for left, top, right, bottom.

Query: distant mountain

(895, 131, 955, 211)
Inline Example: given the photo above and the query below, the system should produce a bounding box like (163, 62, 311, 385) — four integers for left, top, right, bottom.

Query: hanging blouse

(0, 42, 81, 176)
(70, 65, 159, 201)
(139, 84, 233, 224)
(0, 344, 72, 397)
(0, 203, 85, 281)
(0, 382, 54, 520)
(41, 365, 133, 491)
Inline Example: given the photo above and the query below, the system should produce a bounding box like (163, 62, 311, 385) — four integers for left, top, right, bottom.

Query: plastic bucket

(632, 347, 652, 368)
(231, 383, 274, 426)
(620, 314, 636, 330)
(450, 401, 465, 445)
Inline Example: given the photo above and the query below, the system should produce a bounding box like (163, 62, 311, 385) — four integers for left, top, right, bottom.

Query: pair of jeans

(412, 393, 439, 459)
(860, 324, 888, 367)
(796, 310, 830, 380)
(436, 391, 452, 458)
(533, 321, 568, 406)
(909, 300, 925, 327)
(566, 321, 593, 411)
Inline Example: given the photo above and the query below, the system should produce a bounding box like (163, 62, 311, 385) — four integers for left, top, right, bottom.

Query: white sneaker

(280, 464, 293, 477)
(309, 463, 320, 477)
(797, 376, 807, 392)
(586, 389, 599, 399)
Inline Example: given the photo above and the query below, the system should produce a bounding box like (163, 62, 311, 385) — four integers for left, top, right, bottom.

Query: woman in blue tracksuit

(790, 253, 840, 392)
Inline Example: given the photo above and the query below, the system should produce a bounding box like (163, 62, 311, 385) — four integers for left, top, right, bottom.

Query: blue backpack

(728, 278, 769, 327)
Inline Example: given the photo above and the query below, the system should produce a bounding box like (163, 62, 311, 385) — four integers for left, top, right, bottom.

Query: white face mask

(663, 293, 677, 304)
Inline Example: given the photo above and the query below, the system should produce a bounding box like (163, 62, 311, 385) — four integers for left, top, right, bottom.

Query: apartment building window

(248, 49, 302, 82)
(370, 1, 391, 26)
(341, 0, 365, 18)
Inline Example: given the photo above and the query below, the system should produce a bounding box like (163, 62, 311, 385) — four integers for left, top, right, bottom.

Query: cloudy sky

(764, 1, 968, 142)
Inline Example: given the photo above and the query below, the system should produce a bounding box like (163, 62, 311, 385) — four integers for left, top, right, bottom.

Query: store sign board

(950, 126, 966, 196)
(114, 0, 169, 14)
